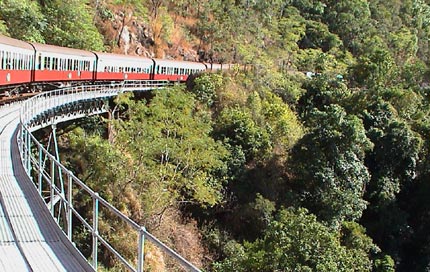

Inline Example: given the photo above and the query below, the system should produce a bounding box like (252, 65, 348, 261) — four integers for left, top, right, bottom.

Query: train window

(46, 57, 51, 70)
(161, 67, 166, 74)
(1, 51, 4, 69)
(53, 58, 58, 70)
(15, 53, 19, 70)
(7, 52, 11, 69)
(174, 68, 179, 74)
(24, 55, 28, 70)
(13, 53, 18, 69)
(17, 53, 22, 70)
(0, 51, 3, 69)
(18, 54, 22, 70)
(37, 54, 41, 70)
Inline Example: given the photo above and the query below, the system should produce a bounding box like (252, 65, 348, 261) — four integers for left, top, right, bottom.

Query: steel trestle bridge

(0, 81, 200, 271)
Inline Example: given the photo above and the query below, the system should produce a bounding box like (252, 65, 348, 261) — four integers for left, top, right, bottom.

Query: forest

(3, 0, 430, 271)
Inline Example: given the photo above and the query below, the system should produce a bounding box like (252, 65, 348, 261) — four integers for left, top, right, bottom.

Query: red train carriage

(153, 59, 207, 81)
(94, 52, 153, 81)
(31, 42, 96, 83)
(0, 35, 34, 86)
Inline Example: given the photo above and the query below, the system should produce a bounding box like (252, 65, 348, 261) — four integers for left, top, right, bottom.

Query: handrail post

(137, 226, 146, 272)
(38, 145, 43, 195)
(50, 158, 55, 216)
(67, 174, 73, 241)
(22, 128, 27, 173)
(26, 129, 31, 174)
(92, 192, 99, 270)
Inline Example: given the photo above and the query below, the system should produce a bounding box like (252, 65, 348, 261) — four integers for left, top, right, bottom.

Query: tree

(349, 37, 395, 89)
(290, 105, 371, 226)
(0, 0, 45, 42)
(41, 0, 104, 50)
(215, 106, 271, 162)
(324, 0, 374, 54)
(214, 208, 378, 271)
(112, 87, 229, 210)
(363, 101, 422, 206)
(192, 73, 224, 107)
(0, 20, 8, 36)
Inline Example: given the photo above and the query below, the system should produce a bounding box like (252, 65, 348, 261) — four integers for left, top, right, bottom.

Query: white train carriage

(153, 59, 207, 81)
(94, 52, 154, 81)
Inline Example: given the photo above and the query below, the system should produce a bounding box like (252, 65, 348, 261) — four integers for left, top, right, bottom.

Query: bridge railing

(18, 81, 200, 272)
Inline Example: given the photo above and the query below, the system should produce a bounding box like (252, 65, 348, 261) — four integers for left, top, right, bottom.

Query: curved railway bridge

(0, 81, 200, 271)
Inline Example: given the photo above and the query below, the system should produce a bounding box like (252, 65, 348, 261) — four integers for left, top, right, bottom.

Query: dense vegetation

(6, 0, 430, 271)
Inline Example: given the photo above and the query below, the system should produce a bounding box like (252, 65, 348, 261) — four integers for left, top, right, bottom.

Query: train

(0, 34, 229, 96)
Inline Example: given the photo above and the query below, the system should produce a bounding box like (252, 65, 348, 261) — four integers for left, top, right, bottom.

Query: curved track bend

(0, 81, 200, 272)
(0, 103, 93, 271)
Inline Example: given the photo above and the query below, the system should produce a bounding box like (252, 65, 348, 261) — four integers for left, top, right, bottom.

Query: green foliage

(364, 100, 422, 205)
(298, 74, 351, 117)
(214, 208, 376, 271)
(0, 19, 8, 36)
(324, 0, 374, 54)
(291, 105, 371, 225)
(0, 0, 45, 42)
(113, 87, 228, 209)
(374, 255, 395, 272)
(215, 106, 271, 162)
(41, 0, 104, 50)
(299, 20, 342, 52)
(192, 73, 224, 107)
(349, 37, 396, 89)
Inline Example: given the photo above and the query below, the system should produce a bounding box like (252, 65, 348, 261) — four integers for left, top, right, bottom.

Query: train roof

(94, 52, 153, 63)
(0, 35, 34, 50)
(30, 42, 95, 57)
(154, 58, 207, 68)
